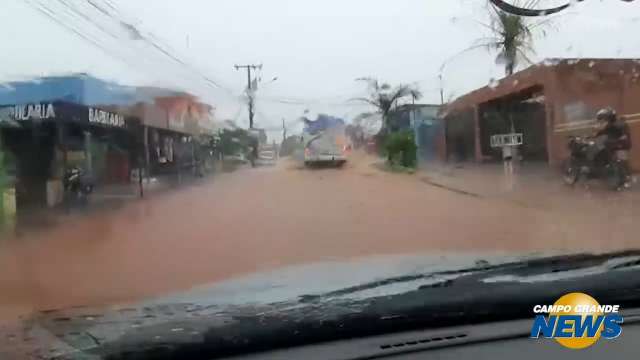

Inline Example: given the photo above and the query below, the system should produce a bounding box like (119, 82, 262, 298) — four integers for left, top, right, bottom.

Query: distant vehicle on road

(257, 144, 278, 166)
(223, 153, 247, 164)
(301, 114, 349, 167)
(365, 138, 377, 154)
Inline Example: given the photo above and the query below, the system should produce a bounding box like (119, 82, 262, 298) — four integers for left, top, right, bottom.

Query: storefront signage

(168, 115, 186, 130)
(491, 133, 523, 148)
(1, 102, 128, 128)
(10, 103, 56, 120)
(88, 107, 125, 128)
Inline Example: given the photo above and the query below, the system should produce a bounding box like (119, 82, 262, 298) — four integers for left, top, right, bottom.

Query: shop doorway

(478, 87, 548, 163)
(1, 123, 56, 213)
(445, 108, 476, 162)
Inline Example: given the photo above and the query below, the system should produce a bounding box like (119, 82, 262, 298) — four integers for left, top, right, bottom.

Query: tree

(218, 128, 253, 156)
(475, 1, 552, 76)
(0, 142, 8, 231)
(352, 78, 422, 133)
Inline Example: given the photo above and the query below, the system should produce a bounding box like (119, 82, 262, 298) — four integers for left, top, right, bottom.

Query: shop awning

(0, 107, 22, 128)
(0, 101, 133, 129)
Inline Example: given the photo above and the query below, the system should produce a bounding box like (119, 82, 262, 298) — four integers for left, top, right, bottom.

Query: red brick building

(443, 59, 640, 171)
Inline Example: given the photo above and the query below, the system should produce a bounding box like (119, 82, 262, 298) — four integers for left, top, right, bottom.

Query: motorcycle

(247, 143, 259, 168)
(63, 166, 94, 206)
(563, 135, 628, 190)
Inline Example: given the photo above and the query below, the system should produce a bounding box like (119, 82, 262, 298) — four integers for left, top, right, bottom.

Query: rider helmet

(596, 107, 617, 123)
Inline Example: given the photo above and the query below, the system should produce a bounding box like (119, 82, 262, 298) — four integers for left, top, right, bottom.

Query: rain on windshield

(0, 0, 639, 358)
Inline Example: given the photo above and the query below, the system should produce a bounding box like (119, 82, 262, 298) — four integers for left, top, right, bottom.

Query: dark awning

(0, 107, 22, 128)
(0, 101, 134, 130)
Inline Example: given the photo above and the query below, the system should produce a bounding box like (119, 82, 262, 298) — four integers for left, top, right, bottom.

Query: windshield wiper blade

(297, 251, 640, 303)
(489, 0, 572, 17)
(52, 250, 640, 360)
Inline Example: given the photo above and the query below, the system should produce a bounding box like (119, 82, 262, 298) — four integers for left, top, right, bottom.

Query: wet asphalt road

(0, 153, 638, 323)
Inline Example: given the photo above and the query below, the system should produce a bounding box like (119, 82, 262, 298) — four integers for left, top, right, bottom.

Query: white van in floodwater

(301, 115, 349, 167)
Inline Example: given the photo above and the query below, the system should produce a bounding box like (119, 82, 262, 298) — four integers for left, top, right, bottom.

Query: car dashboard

(225, 308, 640, 360)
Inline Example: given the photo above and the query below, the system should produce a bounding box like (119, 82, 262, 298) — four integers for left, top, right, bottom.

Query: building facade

(0, 74, 218, 220)
(388, 104, 444, 163)
(0, 101, 137, 212)
(123, 94, 217, 178)
(442, 59, 640, 171)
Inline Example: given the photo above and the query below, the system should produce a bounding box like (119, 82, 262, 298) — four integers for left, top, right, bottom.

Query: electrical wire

(43, 3, 203, 95)
(27, 0, 204, 92)
(24, 0, 397, 124)
(257, 95, 367, 107)
(24, 0, 238, 101)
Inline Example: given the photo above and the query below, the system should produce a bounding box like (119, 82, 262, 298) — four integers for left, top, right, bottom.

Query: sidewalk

(91, 173, 197, 201)
(5, 171, 215, 239)
(419, 161, 640, 213)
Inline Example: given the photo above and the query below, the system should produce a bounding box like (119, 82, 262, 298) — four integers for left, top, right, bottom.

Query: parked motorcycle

(563, 135, 627, 190)
(63, 166, 94, 206)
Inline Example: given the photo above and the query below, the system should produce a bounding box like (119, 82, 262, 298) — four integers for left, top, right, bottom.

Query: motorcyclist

(593, 107, 632, 185)
(248, 136, 259, 167)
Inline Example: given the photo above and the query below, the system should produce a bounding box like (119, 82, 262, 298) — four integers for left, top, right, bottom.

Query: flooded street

(3, 1, 640, 357)
(1, 154, 638, 324)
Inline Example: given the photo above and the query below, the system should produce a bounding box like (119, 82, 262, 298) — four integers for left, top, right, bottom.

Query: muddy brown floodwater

(0, 153, 638, 323)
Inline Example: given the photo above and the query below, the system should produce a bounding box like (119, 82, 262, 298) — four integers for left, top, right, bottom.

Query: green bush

(384, 130, 417, 168)
(0, 148, 6, 230)
(0, 149, 5, 189)
(218, 129, 253, 156)
(372, 132, 387, 157)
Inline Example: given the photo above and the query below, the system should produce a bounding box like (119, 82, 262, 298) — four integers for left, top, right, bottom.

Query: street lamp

(438, 67, 446, 106)
(438, 45, 486, 105)
(261, 76, 278, 88)
(439, 57, 460, 105)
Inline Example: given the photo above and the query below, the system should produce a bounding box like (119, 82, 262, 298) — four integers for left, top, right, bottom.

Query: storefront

(443, 59, 640, 170)
(0, 101, 138, 213)
(128, 98, 217, 179)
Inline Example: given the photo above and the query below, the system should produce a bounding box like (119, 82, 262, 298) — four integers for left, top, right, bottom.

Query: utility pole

(439, 74, 444, 105)
(234, 64, 262, 129)
(282, 118, 287, 140)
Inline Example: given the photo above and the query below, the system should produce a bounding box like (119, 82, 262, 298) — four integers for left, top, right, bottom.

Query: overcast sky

(1, 0, 639, 139)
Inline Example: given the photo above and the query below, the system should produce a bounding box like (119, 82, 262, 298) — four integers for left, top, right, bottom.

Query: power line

(259, 115, 301, 131)
(24, 0, 134, 70)
(24, 0, 238, 101)
(53, 1, 374, 109)
(52, 9, 202, 93)
(102, 2, 233, 93)
(55, 0, 119, 41)
(234, 64, 262, 129)
(25, 0, 384, 114)
(27, 0, 201, 89)
(257, 96, 366, 107)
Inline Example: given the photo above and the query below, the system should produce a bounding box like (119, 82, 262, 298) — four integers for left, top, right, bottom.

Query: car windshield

(1, 1, 639, 359)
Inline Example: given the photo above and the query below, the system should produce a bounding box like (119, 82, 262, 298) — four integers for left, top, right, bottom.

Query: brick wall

(546, 61, 640, 171)
(443, 60, 640, 171)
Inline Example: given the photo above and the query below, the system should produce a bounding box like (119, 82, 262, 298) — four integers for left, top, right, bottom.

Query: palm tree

(476, 1, 552, 76)
(352, 78, 422, 133)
